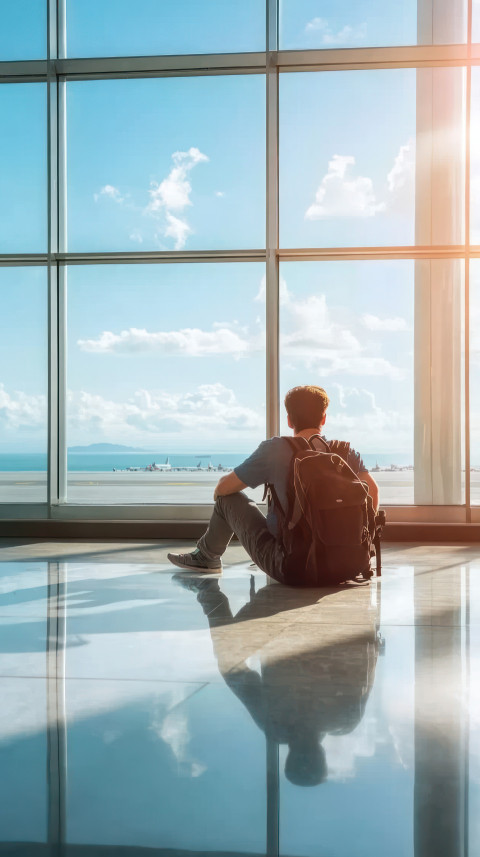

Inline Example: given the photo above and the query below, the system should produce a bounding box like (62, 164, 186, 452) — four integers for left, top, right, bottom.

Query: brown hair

(284, 385, 329, 432)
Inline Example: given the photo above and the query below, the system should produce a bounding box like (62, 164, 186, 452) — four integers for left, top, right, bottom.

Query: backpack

(264, 435, 380, 586)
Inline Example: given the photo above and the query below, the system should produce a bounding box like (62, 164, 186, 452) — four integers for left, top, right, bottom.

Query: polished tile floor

(1, 538, 480, 857)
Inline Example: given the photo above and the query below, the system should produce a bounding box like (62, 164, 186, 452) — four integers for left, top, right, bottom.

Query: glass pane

(0, 0, 46, 60)
(0, 267, 47, 503)
(279, 260, 465, 506)
(0, 84, 47, 253)
(66, 263, 266, 504)
(473, 1, 480, 43)
(470, 261, 480, 504)
(66, 0, 265, 57)
(470, 69, 480, 244)
(67, 76, 265, 252)
(280, 0, 467, 49)
(280, 68, 465, 248)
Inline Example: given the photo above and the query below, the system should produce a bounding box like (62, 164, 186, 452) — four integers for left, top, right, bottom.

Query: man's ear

(321, 413, 326, 427)
(287, 414, 293, 429)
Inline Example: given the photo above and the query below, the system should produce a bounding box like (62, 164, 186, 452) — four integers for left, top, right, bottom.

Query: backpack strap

(262, 436, 308, 545)
(283, 436, 311, 534)
(307, 433, 330, 453)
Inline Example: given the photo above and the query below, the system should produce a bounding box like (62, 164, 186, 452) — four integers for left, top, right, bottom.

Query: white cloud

(67, 384, 263, 438)
(305, 140, 415, 222)
(146, 146, 208, 249)
(76, 271, 404, 382)
(323, 716, 377, 781)
(147, 147, 208, 214)
(163, 212, 192, 250)
(0, 385, 46, 430)
(281, 294, 404, 380)
(305, 17, 367, 46)
(387, 139, 415, 194)
(94, 184, 124, 204)
(305, 155, 385, 220)
(362, 314, 409, 332)
(159, 707, 206, 778)
(326, 385, 413, 452)
(386, 138, 415, 214)
(77, 324, 252, 358)
(215, 191, 225, 197)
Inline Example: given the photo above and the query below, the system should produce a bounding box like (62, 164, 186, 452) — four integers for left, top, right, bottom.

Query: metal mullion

(60, 68, 266, 83)
(279, 245, 468, 261)
(278, 59, 470, 74)
(57, 17, 68, 500)
(266, 0, 279, 440)
(0, 60, 49, 80)
(56, 250, 266, 265)
(47, 0, 59, 510)
(465, 0, 473, 520)
(58, 0, 67, 61)
(57, 52, 266, 79)
(0, 255, 49, 266)
(277, 44, 470, 71)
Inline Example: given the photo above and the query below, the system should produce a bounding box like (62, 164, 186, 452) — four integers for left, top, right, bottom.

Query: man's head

(285, 738, 328, 787)
(284, 385, 329, 434)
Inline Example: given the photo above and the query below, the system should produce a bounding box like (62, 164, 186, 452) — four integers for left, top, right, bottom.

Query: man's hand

(214, 471, 247, 501)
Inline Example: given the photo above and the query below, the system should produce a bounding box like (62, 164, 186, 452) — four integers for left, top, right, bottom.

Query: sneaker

(172, 572, 220, 593)
(167, 548, 222, 572)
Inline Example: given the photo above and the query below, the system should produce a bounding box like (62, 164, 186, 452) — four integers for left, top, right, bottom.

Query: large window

(66, 0, 265, 58)
(279, 261, 415, 503)
(0, 1, 46, 60)
(0, 268, 48, 503)
(0, 0, 477, 517)
(66, 263, 265, 504)
(280, 0, 467, 49)
(0, 84, 47, 253)
(67, 76, 265, 252)
(280, 68, 465, 249)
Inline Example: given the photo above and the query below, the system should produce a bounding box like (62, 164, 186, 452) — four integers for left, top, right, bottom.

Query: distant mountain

(68, 443, 145, 453)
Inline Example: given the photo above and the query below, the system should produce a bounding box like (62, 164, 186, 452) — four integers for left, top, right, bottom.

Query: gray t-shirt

(234, 436, 366, 539)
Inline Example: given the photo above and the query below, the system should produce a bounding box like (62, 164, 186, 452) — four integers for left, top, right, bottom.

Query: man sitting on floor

(168, 385, 378, 585)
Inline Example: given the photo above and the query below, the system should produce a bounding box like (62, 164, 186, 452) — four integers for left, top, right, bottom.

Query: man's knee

(215, 492, 260, 531)
(216, 491, 252, 512)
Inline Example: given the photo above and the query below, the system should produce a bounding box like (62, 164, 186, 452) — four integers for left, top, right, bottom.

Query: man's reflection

(174, 574, 381, 786)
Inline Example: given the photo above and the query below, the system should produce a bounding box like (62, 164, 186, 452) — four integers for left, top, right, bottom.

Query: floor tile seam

(378, 621, 468, 628)
(389, 561, 477, 575)
(223, 625, 289, 674)
(0, 674, 49, 681)
(287, 619, 470, 630)
(0, 673, 215, 684)
(166, 681, 211, 713)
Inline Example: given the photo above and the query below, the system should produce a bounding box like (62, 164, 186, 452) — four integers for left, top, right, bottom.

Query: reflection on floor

(0, 538, 479, 856)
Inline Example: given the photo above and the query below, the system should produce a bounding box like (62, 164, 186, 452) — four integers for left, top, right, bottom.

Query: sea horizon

(0, 450, 418, 472)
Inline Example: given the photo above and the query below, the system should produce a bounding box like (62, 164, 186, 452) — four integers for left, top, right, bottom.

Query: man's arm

(360, 471, 379, 512)
(214, 471, 247, 501)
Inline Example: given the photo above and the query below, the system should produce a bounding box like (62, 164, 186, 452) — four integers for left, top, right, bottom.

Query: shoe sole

(167, 554, 222, 572)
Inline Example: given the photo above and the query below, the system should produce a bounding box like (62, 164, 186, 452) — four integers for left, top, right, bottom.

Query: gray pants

(197, 492, 287, 584)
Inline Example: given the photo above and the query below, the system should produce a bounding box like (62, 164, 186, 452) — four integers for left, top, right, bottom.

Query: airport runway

(1, 469, 479, 506)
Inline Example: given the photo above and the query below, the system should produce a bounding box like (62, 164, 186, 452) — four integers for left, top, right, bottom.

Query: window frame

(0, 0, 477, 522)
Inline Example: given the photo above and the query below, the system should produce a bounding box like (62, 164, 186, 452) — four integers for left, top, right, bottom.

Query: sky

(1, 0, 475, 60)
(1, 3, 480, 468)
